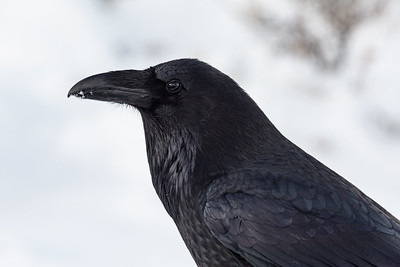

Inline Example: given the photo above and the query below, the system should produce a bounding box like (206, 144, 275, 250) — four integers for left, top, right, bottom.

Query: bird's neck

(142, 116, 199, 217)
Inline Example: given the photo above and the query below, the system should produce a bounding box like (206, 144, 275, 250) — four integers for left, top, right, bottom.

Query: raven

(68, 59, 400, 266)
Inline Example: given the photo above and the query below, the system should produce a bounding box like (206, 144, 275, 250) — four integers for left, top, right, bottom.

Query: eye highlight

(166, 80, 181, 93)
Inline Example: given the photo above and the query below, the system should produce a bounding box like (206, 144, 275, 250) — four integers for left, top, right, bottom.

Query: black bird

(68, 59, 400, 266)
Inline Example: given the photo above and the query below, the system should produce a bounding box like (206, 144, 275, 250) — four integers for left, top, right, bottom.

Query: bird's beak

(68, 70, 154, 109)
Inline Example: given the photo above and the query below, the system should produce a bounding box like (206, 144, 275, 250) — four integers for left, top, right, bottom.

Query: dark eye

(166, 80, 181, 93)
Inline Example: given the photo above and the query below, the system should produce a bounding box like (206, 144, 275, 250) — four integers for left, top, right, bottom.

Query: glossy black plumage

(68, 59, 400, 266)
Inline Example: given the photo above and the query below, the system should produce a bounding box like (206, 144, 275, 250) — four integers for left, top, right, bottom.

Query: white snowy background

(1, 0, 399, 266)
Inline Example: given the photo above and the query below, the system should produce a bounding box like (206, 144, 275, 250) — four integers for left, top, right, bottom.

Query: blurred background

(1, 0, 399, 266)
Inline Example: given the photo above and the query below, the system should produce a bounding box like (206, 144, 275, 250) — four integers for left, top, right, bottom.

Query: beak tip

(68, 82, 86, 99)
(67, 90, 75, 99)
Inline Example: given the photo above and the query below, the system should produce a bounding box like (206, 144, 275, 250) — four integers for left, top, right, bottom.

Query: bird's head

(68, 59, 255, 129)
(69, 59, 282, 195)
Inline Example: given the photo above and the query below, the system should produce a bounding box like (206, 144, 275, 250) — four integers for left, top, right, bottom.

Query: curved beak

(68, 69, 154, 109)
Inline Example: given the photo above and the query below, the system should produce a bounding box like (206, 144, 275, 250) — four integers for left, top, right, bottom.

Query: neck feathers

(143, 117, 198, 217)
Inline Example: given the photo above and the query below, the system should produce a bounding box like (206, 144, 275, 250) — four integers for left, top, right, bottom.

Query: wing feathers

(203, 173, 400, 266)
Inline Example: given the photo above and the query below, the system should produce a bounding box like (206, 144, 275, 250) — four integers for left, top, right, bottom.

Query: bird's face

(68, 59, 238, 130)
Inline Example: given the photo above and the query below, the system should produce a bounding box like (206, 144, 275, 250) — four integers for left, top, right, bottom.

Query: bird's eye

(166, 80, 181, 93)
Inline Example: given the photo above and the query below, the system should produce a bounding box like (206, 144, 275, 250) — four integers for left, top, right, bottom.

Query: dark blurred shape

(246, 0, 387, 70)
